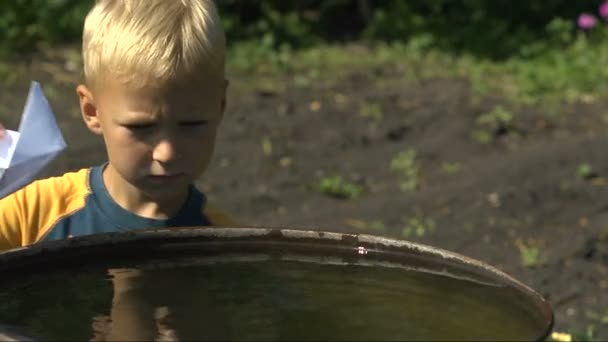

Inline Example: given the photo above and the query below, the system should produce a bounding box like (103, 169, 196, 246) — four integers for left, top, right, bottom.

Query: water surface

(0, 254, 546, 341)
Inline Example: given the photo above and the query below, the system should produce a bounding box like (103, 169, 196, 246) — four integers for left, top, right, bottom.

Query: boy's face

(77, 76, 227, 199)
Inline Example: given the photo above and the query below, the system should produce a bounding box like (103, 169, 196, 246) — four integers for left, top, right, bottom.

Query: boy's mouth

(146, 173, 185, 182)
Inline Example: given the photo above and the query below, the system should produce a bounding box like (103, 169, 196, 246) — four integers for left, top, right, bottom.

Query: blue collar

(89, 163, 207, 229)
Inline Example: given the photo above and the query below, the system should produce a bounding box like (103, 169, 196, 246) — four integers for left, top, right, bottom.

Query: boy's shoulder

(18, 167, 92, 203)
(0, 166, 93, 250)
(17, 165, 239, 227)
(3, 167, 91, 202)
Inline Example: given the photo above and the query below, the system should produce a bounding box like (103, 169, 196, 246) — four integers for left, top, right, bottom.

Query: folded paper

(0, 130, 20, 175)
(0, 81, 67, 199)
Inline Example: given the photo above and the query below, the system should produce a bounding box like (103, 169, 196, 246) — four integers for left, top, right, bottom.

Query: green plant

(477, 105, 513, 128)
(587, 307, 608, 324)
(0, 0, 93, 56)
(471, 106, 515, 144)
(261, 137, 273, 156)
(0, 62, 24, 86)
(577, 163, 597, 179)
(316, 176, 364, 200)
(521, 246, 540, 267)
(225, 28, 608, 110)
(515, 239, 541, 268)
(471, 129, 493, 144)
(390, 149, 421, 192)
(441, 162, 463, 174)
(573, 325, 599, 342)
(5, 0, 608, 147)
(402, 214, 435, 238)
(359, 101, 383, 121)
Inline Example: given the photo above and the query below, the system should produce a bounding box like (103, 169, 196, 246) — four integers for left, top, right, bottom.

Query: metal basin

(0, 227, 554, 341)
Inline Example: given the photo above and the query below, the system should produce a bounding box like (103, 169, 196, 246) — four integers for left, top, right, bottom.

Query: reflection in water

(91, 268, 233, 341)
(0, 257, 547, 341)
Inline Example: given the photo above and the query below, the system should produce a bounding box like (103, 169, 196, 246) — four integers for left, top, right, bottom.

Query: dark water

(0, 255, 547, 341)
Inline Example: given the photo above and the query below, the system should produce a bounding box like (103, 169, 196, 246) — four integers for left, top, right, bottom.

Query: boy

(0, 0, 234, 252)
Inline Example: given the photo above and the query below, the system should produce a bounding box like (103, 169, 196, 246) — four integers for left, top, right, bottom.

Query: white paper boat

(0, 81, 67, 199)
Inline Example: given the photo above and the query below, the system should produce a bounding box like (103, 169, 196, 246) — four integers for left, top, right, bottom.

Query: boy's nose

(152, 139, 180, 164)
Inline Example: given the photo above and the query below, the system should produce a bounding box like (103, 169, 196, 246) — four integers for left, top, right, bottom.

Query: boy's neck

(102, 164, 189, 219)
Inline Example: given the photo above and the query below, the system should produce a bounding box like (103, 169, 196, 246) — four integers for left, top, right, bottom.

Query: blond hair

(82, 0, 226, 91)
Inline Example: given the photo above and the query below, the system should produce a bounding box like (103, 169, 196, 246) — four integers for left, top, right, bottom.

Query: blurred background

(1, 0, 608, 340)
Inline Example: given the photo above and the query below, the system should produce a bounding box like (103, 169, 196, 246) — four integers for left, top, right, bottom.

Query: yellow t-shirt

(0, 163, 235, 251)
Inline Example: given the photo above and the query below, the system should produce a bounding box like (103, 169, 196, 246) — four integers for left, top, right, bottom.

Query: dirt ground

(1, 46, 608, 339)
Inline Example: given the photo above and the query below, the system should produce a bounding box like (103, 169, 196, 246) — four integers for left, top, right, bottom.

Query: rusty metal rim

(0, 226, 555, 341)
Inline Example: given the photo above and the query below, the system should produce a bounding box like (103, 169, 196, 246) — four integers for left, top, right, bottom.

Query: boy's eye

(125, 124, 155, 130)
(123, 121, 208, 131)
(180, 120, 208, 127)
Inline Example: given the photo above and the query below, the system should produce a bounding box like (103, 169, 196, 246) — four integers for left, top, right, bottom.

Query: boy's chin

(141, 187, 190, 202)
(137, 177, 191, 196)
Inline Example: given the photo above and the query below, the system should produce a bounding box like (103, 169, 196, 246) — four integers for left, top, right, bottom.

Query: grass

(261, 137, 273, 156)
(441, 162, 463, 174)
(515, 239, 542, 268)
(471, 105, 515, 144)
(390, 149, 421, 192)
(402, 214, 436, 238)
(576, 163, 597, 180)
(228, 26, 608, 110)
(359, 101, 383, 121)
(3, 23, 605, 111)
(587, 308, 608, 325)
(315, 175, 364, 200)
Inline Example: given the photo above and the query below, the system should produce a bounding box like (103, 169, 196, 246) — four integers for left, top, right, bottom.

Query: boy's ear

(76, 84, 103, 135)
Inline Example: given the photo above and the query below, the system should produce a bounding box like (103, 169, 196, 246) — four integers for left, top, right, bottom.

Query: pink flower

(578, 13, 598, 29)
(600, 2, 608, 19)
